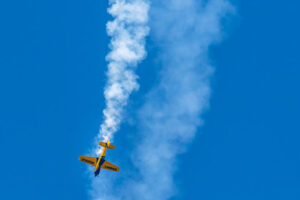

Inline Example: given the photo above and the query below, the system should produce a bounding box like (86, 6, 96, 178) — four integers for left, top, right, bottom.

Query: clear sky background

(0, 0, 299, 200)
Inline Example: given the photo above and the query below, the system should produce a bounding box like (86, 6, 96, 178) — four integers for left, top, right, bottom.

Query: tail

(99, 140, 115, 149)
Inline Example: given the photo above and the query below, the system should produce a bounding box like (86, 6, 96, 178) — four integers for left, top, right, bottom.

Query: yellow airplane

(79, 140, 120, 177)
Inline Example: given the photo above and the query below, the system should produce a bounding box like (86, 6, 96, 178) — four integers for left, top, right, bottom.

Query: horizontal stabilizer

(99, 141, 115, 149)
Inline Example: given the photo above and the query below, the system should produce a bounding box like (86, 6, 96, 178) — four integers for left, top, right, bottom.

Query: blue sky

(0, 0, 300, 200)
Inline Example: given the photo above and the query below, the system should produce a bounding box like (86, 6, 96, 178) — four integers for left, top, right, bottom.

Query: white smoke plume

(96, 0, 149, 154)
(131, 1, 234, 198)
(90, 0, 233, 199)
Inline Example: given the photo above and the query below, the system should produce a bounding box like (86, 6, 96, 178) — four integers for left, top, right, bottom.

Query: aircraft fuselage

(94, 147, 107, 176)
(94, 156, 106, 176)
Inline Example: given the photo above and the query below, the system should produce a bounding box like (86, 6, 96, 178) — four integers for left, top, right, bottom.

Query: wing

(101, 161, 120, 172)
(79, 156, 97, 166)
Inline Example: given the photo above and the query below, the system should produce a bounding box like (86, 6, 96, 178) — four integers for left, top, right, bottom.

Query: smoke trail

(90, 0, 233, 199)
(96, 0, 149, 154)
(128, 0, 233, 199)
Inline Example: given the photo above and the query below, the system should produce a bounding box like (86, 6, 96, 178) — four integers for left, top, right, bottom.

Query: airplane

(79, 140, 120, 177)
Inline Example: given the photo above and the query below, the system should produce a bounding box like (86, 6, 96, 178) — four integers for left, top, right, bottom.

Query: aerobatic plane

(79, 140, 120, 176)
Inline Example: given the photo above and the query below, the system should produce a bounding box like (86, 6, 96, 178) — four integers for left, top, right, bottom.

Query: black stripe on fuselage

(94, 156, 105, 177)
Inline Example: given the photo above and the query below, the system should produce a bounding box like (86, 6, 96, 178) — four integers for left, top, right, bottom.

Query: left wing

(79, 156, 97, 166)
(101, 161, 120, 172)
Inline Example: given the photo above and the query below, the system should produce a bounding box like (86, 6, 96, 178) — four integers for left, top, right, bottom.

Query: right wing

(79, 156, 97, 166)
(101, 161, 120, 172)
